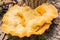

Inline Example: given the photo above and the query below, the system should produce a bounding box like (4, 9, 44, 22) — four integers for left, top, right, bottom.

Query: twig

(0, 0, 16, 6)
(2, 34, 7, 40)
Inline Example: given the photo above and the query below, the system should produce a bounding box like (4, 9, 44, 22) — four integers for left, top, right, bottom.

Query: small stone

(53, 34, 57, 37)
(0, 33, 5, 40)
(0, 31, 2, 34)
(55, 36, 60, 38)
(58, 32, 60, 35)
(51, 38, 58, 40)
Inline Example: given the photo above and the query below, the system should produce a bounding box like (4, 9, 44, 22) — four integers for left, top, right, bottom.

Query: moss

(7, 35, 45, 40)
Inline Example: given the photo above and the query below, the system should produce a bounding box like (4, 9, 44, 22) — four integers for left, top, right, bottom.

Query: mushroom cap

(2, 3, 58, 38)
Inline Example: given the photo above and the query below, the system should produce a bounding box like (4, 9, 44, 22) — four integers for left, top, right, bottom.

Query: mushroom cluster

(2, 3, 58, 38)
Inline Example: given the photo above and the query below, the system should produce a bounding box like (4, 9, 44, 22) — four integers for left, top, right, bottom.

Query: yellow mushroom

(2, 3, 58, 38)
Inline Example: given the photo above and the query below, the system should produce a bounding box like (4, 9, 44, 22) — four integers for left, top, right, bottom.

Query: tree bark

(24, 0, 47, 8)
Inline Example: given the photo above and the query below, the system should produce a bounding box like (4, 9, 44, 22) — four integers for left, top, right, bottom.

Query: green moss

(7, 35, 45, 40)
(38, 35, 45, 40)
